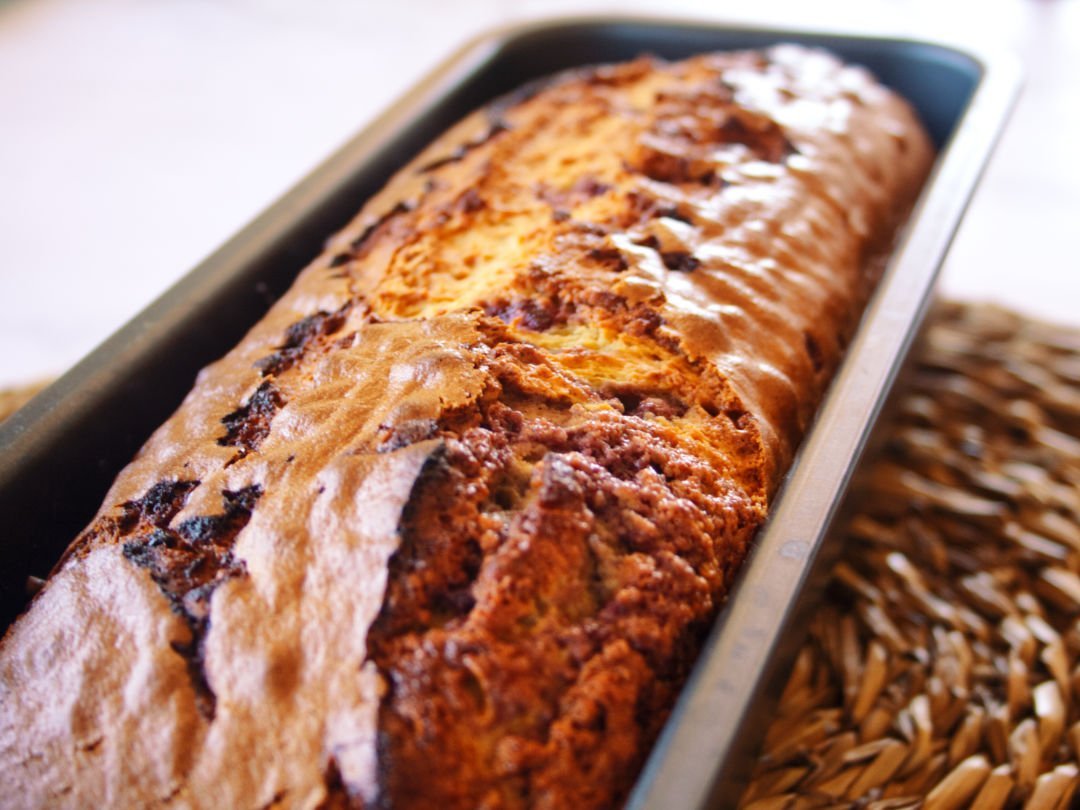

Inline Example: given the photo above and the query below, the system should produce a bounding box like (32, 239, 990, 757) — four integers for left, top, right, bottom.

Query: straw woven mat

(2, 301, 1078, 808)
(740, 302, 1080, 810)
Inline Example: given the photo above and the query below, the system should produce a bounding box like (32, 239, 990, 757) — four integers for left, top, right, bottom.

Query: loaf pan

(0, 15, 1018, 809)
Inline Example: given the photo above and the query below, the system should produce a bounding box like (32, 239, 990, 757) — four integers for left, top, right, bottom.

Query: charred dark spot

(255, 303, 351, 377)
(639, 151, 692, 185)
(327, 253, 352, 268)
(572, 175, 611, 199)
(258, 790, 290, 810)
(630, 235, 700, 274)
(523, 303, 558, 332)
(715, 112, 796, 163)
(61, 479, 201, 566)
(660, 251, 700, 273)
(145, 528, 177, 549)
(803, 331, 824, 373)
(655, 204, 693, 224)
(537, 174, 613, 213)
(122, 537, 159, 567)
(316, 756, 352, 810)
(417, 121, 510, 174)
(118, 479, 201, 533)
(368, 444, 487, 645)
(351, 200, 416, 253)
(80, 737, 103, 753)
(168, 637, 217, 720)
(624, 305, 664, 338)
(175, 487, 262, 546)
(218, 382, 285, 459)
(568, 220, 611, 238)
(634, 134, 723, 187)
(483, 296, 566, 332)
(587, 246, 628, 272)
(420, 148, 465, 174)
(454, 188, 486, 215)
(123, 485, 262, 720)
(175, 516, 224, 546)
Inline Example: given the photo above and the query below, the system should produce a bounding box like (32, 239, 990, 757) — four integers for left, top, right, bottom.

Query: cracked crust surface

(0, 46, 932, 809)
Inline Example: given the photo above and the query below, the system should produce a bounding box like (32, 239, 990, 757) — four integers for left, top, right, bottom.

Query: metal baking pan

(0, 14, 1017, 809)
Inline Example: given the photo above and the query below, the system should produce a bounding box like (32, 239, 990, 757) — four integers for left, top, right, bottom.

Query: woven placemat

(741, 301, 1080, 809)
(1, 302, 1077, 807)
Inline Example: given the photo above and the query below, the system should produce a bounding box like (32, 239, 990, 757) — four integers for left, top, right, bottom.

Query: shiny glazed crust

(0, 46, 933, 809)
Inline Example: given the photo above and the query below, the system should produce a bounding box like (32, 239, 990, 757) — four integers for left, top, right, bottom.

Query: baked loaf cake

(0, 46, 933, 809)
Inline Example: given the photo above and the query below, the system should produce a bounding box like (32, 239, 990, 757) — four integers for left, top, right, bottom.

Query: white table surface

(1, 0, 1076, 388)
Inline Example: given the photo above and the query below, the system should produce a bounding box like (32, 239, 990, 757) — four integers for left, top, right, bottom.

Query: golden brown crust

(0, 46, 932, 809)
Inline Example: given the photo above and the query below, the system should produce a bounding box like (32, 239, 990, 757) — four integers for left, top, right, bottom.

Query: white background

(1, 0, 1077, 388)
